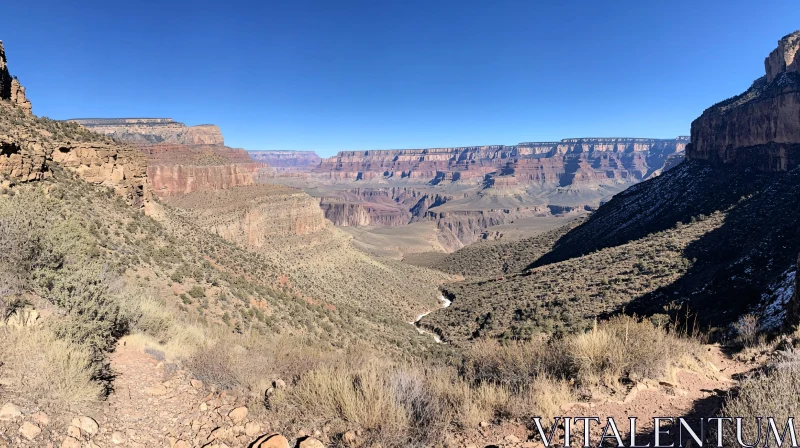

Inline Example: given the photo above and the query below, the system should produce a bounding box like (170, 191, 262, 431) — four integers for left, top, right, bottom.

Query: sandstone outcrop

(70, 119, 264, 198)
(68, 118, 224, 145)
(144, 144, 262, 197)
(687, 30, 800, 171)
(0, 41, 32, 113)
(248, 150, 321, 171)
(166, 184, 328, 244)
(316, 137, 687, 186)
(0, 42, 148, 204)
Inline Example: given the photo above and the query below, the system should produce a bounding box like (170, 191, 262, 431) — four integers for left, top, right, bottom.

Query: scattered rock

(111, 431, 126, 444)
(19, 421, 41, 440)
(245, 421, 261, 437)
(32, 411, 50, 426)
(72, 416, 99, 435)
(504, 434, 521, 443)
(298, 437, 325, 448)
(67, 425, 81, 439)
(274, 379, 287, 390)
(200, 402, 209, 411)
(61, 436, 82, 448)
(253, 433, 290, 448)
(191, 379, 204, 389)
(479, 421, 490, 428)
(228, 406, 248, 423)
(0, 403, 22, 420)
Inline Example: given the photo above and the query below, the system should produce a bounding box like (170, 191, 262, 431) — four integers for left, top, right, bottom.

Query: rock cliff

(248, 150, 321, 171)
(687, 30, 800, 171)
(68, 118, 224, 146)
(143, 144, 262, 197)
(0, 42, 147, 204)
(165, 184, 328, 244)
(68, 118, 263, 198)
(316, 137, 687, 186)
(0, 41, 31, 113)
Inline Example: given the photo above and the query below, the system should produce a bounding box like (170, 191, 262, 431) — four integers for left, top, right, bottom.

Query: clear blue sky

(3, 1, 799, 156)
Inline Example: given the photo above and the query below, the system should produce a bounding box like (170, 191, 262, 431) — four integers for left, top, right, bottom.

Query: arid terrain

(1, 28, 800, 448)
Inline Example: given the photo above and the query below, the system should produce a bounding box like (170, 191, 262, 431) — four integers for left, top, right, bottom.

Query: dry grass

(0, 326, 104, 405)
(720, 363, 800, 447)
(462, 315, 705, 390)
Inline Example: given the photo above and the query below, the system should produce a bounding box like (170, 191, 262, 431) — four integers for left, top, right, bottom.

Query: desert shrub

(463, 315, 704, 390)
(0, 326, 104, 405)
(185, 335, 341, 399)
(564, 316, 704, 386)
(733, 313, 761, 348)
(461, 337, 563, 389)
(720, 364, 800, 447)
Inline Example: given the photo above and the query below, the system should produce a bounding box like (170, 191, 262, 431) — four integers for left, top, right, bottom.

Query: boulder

(0, 403, 21, 420)
(19, 421, 41, 440)
(253, 433, 290, 448)
(228, 406, 248, 423)
(298, 437, 326, 448)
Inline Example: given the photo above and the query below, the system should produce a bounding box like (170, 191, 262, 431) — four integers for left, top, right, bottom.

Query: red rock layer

(143, 144, 263, 198)
(316, 138, 687, 186)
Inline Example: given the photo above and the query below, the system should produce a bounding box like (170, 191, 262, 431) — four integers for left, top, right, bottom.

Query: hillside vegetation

(425, 212, 721, 342)
(404, 220, 580, 278)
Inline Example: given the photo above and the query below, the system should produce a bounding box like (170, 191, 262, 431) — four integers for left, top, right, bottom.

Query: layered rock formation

(248, 151, 321, 171)
(165, 184, 328, 245)
(687, 30, 800, 171)
(68, 118, 224, 146)
(316, 137, 688, 186)
(0, 41, 31, 113)
(68, 118, 264, 198)
(319, 187, 457, 227)
(143, 144, 262, 197)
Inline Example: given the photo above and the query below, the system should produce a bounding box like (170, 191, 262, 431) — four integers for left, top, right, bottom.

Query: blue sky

(3, 1, 799, 156)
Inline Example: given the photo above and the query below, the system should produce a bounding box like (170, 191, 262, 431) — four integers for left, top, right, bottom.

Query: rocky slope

(317, 137, 688, 186)
(0, 45, 147, 204)
(248, 150, 321, 171)
(687, 30, 800, 171)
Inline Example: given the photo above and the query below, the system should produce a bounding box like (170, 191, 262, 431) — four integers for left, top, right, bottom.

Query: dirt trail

(75, 339, 270, 448)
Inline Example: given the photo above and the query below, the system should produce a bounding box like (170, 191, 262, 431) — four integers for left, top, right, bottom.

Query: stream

(410, 294, 452, 343)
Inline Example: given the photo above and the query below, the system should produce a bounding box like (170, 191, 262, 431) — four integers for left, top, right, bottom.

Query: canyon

(266, 137, 687, 254)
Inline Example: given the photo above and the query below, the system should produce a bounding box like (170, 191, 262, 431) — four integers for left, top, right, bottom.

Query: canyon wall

(69, 118, 264, 198)
(165, 184, 328, 245)
(316, 137, 688, 186)
(687, 30, 800, 171)
(143, 144, 262, 197)
(68, 118, 225, 146)
(248, 150, 321, 171)
(319, 187, 459, 227)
